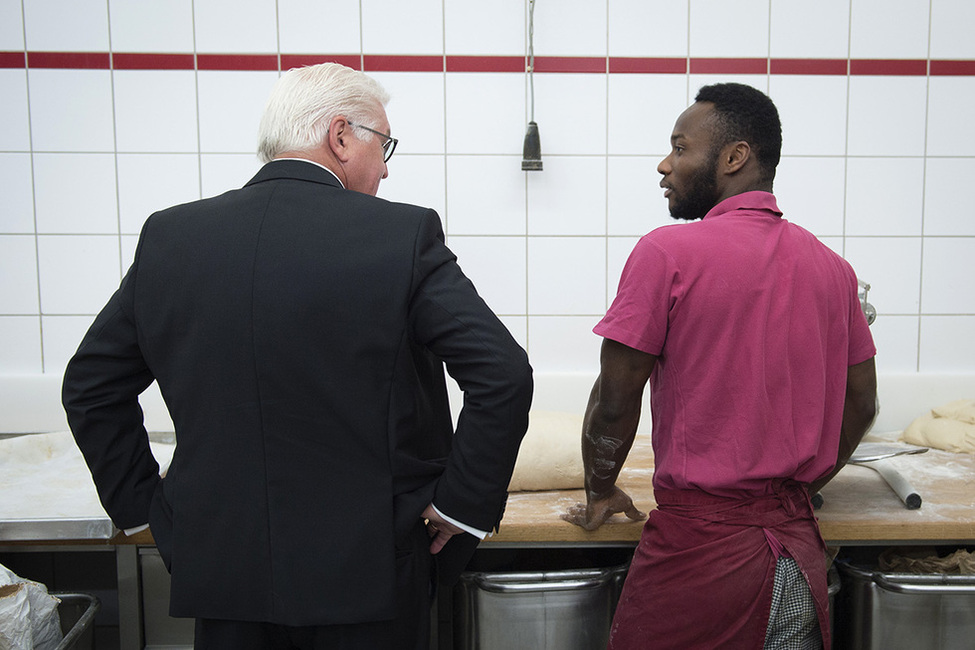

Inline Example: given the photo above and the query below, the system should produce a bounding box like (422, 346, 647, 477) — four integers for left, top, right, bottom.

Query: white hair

(257, 63, 391, 163)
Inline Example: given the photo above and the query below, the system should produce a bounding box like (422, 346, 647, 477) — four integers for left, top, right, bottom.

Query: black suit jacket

(62, 160, 532, 625)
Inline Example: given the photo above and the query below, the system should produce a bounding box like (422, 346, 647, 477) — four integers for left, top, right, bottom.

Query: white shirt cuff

(123, 523, 149, 536)
(431, 504, 491, 540)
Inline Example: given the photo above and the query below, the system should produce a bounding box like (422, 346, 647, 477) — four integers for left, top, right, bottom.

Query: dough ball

(902, 404, 975, 453)
(508, 411, 585, 492)
(931, 398, 975, 425)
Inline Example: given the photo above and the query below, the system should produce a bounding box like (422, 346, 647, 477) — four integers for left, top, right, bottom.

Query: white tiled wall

(2, 0, 974, 389)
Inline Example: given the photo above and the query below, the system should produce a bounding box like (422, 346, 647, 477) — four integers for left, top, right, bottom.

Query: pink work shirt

(595, 191, 876, 497)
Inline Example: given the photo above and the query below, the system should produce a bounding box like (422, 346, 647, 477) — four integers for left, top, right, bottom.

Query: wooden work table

(3, 433, 973, 549)
(487, 434, 975, 547)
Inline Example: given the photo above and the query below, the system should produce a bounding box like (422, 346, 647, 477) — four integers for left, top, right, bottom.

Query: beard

(668, 153, 721, 221)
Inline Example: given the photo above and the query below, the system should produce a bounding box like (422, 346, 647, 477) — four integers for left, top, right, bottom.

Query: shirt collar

(274, 158, 345, 189)
(703, 191, 782, 220)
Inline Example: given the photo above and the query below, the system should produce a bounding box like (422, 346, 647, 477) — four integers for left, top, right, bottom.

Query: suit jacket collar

(245, 159, 345, 190)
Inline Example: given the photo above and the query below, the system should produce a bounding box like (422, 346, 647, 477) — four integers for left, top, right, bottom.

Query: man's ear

(327, 116, 353, 163)
(721, 140, 751, 175)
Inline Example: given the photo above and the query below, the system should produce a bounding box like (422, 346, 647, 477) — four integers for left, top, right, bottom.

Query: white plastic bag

(0, 564, 62, 650)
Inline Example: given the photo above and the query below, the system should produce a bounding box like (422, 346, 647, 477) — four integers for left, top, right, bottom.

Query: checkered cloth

(763, 557, 823, 649)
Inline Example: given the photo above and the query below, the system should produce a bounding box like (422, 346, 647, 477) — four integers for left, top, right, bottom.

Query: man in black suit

(62, 62, 533, 650)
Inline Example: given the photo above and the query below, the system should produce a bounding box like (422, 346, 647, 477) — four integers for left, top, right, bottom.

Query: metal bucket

(53, 593, 100, 650)
(453, 564, 627, 650)
(835, 560, 975, 649)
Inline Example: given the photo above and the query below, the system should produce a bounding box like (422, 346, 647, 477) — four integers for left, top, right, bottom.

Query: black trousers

(194, 524, 434, 650)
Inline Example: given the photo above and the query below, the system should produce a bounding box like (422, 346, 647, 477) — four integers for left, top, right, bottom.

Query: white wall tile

(527, 315, 601, 373)
(37, 235, 121, 314)
(0, 316, 42, 372)
(197, 71, 279, 153)
(446, 236, 526, 315)
(927, 78, 975, 157)
(200, 153, 262, 199)
(919, 315, 975, 372)
(376, 153, 446, 218)
(23, 0, 109, 51)
(498, 314, 527, 351)
(445, 155, 526, 236)
(930, 0, 975, 59)
(689, 0, 769, 58)
(193, 0, 277, 53)
(849, 0, 930, 59)
(445, 73, 522, 155)
(278, 0, 362, 54)
(0, 70, 30, 151)
(444, 0, 524, 56)
(770, 76, 848, 156)
(607, 156, 672, 236)
(689, 75, 770, 99)
(533, 74, 607, 155)
(869, 314, 919, 373)
(847, 77, 927, 156)
(844, 237, 922, 314)
(607, 235, 640, 309)
(774, 157, 846, 237)
(845, 157, 924, 236)
(0, 153, 36, 234)
(0, 235, 39, 313)
(121, 234, 139, 271)
(119, 235, 139, 276)
(117, 153, 201, 234)
(527, 156, 605, 236)
(0, 0, 24, 49)
(109, 0, 194, 53)
(923, 158, 975, 237)
(819, 236, 844, 257)
(527, 237, 606, 315)
(41, 315, 96, 371)
(608, 74, 690, 156)
(33, 153, 118, 234)
(372, 72, 446, 155)
(921, 238, 975, 314)
(114, 70, 198, 153)
(770, 0, 850, 59)
(361, 0, 443, 55)
(609, 0, 688, 58)
(533, 0, 607, 58)
(28, 70, 115, 152)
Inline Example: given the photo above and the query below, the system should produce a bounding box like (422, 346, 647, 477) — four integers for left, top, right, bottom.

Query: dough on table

(508, 411, 585, 491)
(901, 399, 975, 453)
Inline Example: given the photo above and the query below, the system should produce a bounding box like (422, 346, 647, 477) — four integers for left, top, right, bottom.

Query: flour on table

(508, 411, 585, 491)
(901, 399, 975, 453)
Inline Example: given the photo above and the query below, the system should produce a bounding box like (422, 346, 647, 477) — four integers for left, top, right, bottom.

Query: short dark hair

(694, 83, 782, 183)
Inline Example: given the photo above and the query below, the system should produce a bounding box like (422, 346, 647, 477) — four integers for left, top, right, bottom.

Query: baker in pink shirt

(562, 83, 877, 649)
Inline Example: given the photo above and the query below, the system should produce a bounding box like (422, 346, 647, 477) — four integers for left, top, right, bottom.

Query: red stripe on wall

(280, 54, 362, 70)
(930, 60, 975, 76)
(28, 51, 111, 69)
(770, 58, 848, 75)
(196, 54, 279, 71)
(849, 59, 927, 76)
(364, 55, 443, 72)
(690, 58, 767, 74)
(0, 51, 26, 68)
(447, 55, 524, 73)
(113, 52, 195, 70)
(609, 57, 686, 74)
(4, 51, 975, 76)
(533, 56, 606, 73)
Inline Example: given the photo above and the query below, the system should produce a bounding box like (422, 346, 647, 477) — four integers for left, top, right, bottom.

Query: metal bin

(453, 564, 627, 650)
(53, 593, 100, 650)
(835, 559, 975, 649)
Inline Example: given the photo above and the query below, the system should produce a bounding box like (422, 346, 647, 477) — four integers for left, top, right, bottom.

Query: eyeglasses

(348, 121, 398, 163)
